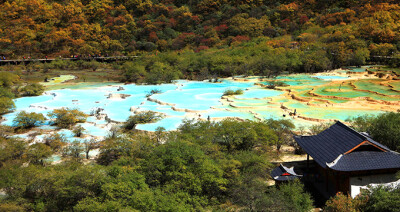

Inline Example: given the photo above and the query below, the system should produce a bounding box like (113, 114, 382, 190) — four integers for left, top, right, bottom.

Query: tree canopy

(48, 107, 88, 129)
(13, 111, 46, 129)
(348, 112, 400, 151)
(0, 0, 399, 72)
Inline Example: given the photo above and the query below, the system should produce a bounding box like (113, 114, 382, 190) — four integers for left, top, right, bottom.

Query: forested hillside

(1, 0, 400, 70)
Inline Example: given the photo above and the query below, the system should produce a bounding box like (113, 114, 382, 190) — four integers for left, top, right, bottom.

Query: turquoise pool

(1, 75, 394, 135)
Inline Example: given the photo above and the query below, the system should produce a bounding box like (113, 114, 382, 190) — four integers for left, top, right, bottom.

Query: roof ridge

(335, 121, 368, 141)
(335, 121, 392, 151)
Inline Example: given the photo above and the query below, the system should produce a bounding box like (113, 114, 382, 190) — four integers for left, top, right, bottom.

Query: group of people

(69, 54, 109, 59)
(1, 53, 118, 61)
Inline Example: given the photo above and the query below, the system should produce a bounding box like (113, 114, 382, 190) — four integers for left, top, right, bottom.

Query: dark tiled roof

(294, 121, 390, 168)
(328, 151, 400, 171)
(270, 164, 301, 181)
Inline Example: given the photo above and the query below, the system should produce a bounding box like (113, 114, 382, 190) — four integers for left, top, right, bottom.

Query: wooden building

(294, 121, 400, 198)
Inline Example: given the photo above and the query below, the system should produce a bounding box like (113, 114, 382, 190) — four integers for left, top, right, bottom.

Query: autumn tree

(48, 108, 88, 129)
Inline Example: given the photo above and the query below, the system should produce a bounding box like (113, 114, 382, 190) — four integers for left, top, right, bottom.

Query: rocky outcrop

(107, 93, 131, 99)
(147, 97, 175, 107)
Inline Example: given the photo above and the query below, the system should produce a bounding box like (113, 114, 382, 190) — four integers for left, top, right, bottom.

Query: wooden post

(325, 169, 329, 193)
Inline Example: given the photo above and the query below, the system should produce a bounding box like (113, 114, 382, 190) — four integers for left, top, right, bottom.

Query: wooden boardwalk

(0, 56, 139, 66)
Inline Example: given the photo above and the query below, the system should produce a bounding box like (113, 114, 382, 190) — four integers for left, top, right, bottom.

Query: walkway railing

(0, 56, 139, 66)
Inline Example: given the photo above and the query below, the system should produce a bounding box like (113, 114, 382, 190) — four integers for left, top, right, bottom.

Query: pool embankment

(228, 103, 275, 109)
(220, 96, 235, 102)
(249, 110, 263, 121)
(346, 71, 368, 75)
(147, 97, 175, 107)
(296, 115, 336, 123)
(379, 81, 400, 92)
(290, 94, 311, 102)
(349, 82, 400, 98)
(308, 88, 370, 101)
(170, 106, 205, 113)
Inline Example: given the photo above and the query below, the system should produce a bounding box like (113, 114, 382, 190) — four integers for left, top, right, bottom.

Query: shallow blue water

(274, 75, 327, 87)
(313, 76, 349, 80)
(38, 125, 58, 130)
(300, 109, 383, 121)
(58, 129, 75, 138)
(137, 102, 186, 116)
(0, 77, 388, 135)
(152, 81, 253, 111)
(345, 66, 368, 72)
(153, 89, 222, 111)
(77, 123, 109, 137)
(2, 80, 264, 134)
(87, 116, 108, 125)
(45, 155, 61, 162)
(136, 116, 184, 131)
(238, 89, 284, 99)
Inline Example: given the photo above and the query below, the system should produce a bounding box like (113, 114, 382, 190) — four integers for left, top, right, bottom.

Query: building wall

(349, 173, 399, 198)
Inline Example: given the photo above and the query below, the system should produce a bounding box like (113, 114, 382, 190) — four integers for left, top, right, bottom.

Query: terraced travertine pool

(2, 67, 400, 141)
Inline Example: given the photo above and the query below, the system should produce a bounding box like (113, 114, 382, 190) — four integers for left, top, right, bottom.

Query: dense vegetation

(0, 72, 44, 116)
(324, 186, 400, 212)
(1, 0, 400, 68)
(0, 118, 316, 211)
(1, 115, 399, 211)
(348, 112, 400, 152)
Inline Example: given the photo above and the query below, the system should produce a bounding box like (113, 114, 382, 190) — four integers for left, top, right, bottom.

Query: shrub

(48, 59, 75, 70)
(279, 180, 314, 212)
(27, 143, 53, 165)
(0, 97, 15, 114)
(73, 125, 86, 137)
(348, 112, 400, 151)
(62, 140, 83, 160)
(145, 89, 162, 97)
(223, 89, 243, 96)
(43, 133, 67, 152)
(266, 81, 287, 89)
(123, 111, 164, 130)
(309, 122, 333, 135)
(81, 60, 102, 71)
(13, 111, 46, 129)
(19, 83, 45, 96)
(325, 192, 367, 212)
(48, 108, 87, 129)
(361, 186, 400, 212)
